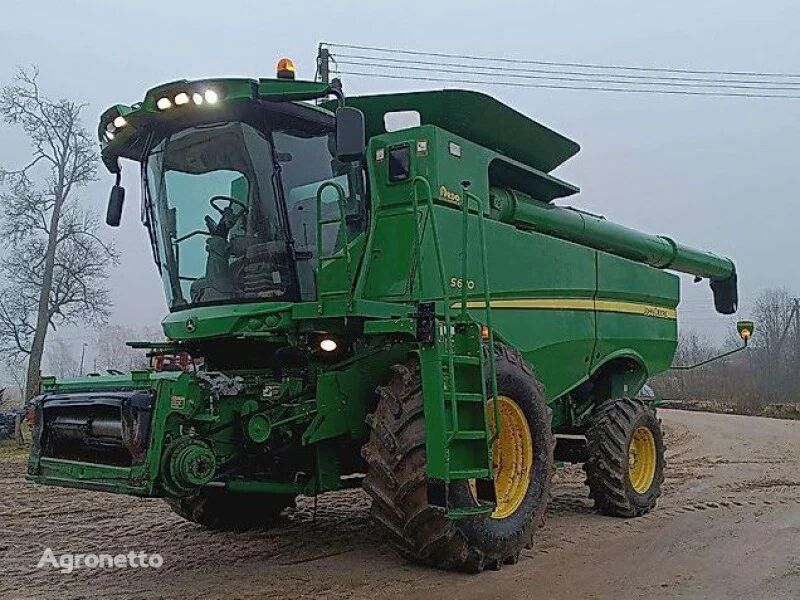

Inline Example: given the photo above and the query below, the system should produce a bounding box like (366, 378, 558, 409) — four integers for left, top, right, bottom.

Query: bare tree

(0, 359, 26, 405)
(93, 324, 162, 372)
(750, 287, 798, 401)
(0, 66, 118, 399)
(652, 330, 717, 400)
(652, 287, 800, 410)
(44, 338, 80, 379)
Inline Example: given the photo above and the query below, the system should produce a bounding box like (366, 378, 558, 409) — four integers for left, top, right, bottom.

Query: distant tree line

(653, 287, 800, 409)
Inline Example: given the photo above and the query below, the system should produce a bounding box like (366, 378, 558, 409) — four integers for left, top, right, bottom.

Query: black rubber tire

(362, 345, 554, 572)
(165, 488, 295, 531)
(583, 397, 665, 517)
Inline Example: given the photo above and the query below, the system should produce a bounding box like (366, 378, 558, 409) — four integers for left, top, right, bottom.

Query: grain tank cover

(339, 90, 581, 173)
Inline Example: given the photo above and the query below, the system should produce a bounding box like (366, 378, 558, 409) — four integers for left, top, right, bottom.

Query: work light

(319, 338, 338, 352)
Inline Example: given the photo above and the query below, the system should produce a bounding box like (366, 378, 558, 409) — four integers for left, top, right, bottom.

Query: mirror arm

(106, 171, 126, 227)
(173, 229, 212, 244)
(329, 82, 345, 108)
(671, 338, 749, 371)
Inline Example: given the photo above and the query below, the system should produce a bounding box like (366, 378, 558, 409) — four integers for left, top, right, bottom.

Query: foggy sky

(1, 0, 798, 357)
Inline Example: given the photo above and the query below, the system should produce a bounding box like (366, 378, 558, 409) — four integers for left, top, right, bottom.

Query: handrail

(411, 177, 452, 313)
(407, 190, 429, 296)
(462, 187, 500, 444)
(315, 181, 353, 302)
(411, 176, 459, 436)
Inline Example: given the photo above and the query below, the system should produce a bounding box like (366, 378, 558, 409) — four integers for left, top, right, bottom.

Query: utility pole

(79, 342, 88, 376)
(316, 44, 331, 84)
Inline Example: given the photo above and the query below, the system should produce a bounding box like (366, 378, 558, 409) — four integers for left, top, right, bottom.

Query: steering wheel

(205, 195, 248, 237)
(210, 195, 248, 215)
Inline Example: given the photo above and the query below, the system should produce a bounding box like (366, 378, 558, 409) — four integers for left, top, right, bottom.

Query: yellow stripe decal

(451, 298, 676, 320)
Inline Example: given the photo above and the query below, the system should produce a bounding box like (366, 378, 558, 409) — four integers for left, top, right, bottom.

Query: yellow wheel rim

(486, 395, 533, 519)
(628, 426, 657, 494)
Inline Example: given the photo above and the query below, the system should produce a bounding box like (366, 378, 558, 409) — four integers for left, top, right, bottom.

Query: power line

(336, 70, 800, 99)
(333, 52, 800, 87)
(324, 42, 800, 79)
(335, 58, 800, 92)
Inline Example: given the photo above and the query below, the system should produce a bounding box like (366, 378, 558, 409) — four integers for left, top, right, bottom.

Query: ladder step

(450, 430, 487, 440)
(454, 392, 485, 403)
(449, 468, 491, 479)
(447, 504, 494, 519)
(318, 218, 343, 225)
(444, 355, 480, 366)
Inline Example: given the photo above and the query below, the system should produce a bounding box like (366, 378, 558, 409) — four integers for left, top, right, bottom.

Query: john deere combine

(27, 61, 742, 571)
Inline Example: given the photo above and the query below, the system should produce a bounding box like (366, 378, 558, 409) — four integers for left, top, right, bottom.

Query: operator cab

(144, 104, 365, 309)
(101, 76, 367, 311)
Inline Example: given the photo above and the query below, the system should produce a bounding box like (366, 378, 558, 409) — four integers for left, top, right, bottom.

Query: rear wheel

(583, 397, 665, 517)
(166, 488, 295, 531)
(362, 345, 554, 572)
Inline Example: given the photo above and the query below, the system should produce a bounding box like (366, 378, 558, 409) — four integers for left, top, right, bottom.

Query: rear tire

(583, 397, 665, 517)
(362, 345, 554, 572)
(166, 488, 295, 531)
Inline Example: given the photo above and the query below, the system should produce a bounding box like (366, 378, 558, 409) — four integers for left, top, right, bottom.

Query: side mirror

(736, 320, 754, 344)
(106, 185, 125, 227)
(334, 106, 365, 162)
(709, 272, 738, 315)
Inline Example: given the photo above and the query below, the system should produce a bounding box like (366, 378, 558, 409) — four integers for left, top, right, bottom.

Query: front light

(174, 92, 190, 105)
(204, 89, 218, 104)
(112, 115, 127, 129)
(319, 338, 338, 352)
(192, 92, 203, 105)
(156, 97, 172, 110)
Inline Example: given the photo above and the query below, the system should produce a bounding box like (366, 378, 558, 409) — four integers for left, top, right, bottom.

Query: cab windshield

(143, 118, 362, 310)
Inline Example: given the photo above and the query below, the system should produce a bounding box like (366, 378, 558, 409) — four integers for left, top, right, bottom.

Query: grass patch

(0, 443, 30, 462)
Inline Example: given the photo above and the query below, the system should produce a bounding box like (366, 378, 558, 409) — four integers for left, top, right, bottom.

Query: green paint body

(28, 80, 736, 508)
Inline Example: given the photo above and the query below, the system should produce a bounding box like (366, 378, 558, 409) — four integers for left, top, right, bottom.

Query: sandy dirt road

(1, 409, 798, 600)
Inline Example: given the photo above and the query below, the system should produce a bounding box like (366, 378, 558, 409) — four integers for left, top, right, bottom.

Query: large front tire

(362, 346, 554, 572)
(166, 488, 295, 531)
(583, 397, 665, 517)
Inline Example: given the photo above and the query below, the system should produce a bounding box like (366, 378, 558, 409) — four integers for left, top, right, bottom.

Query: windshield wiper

(268, 137, 304, 269)
(142, 149, 185, 306)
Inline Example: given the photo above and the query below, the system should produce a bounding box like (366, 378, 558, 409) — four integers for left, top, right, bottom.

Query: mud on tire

(361, 345, 554, 572)
(583, 397, 665, 517)
(166, 488, 295, 531)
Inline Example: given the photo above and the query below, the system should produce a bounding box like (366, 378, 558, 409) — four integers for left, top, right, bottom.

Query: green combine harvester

(27, 59, 746, 572)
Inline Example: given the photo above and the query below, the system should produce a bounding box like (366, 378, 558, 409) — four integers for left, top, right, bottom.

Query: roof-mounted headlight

(154, 86, 222, 112)
(204, 89, 219, 104)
